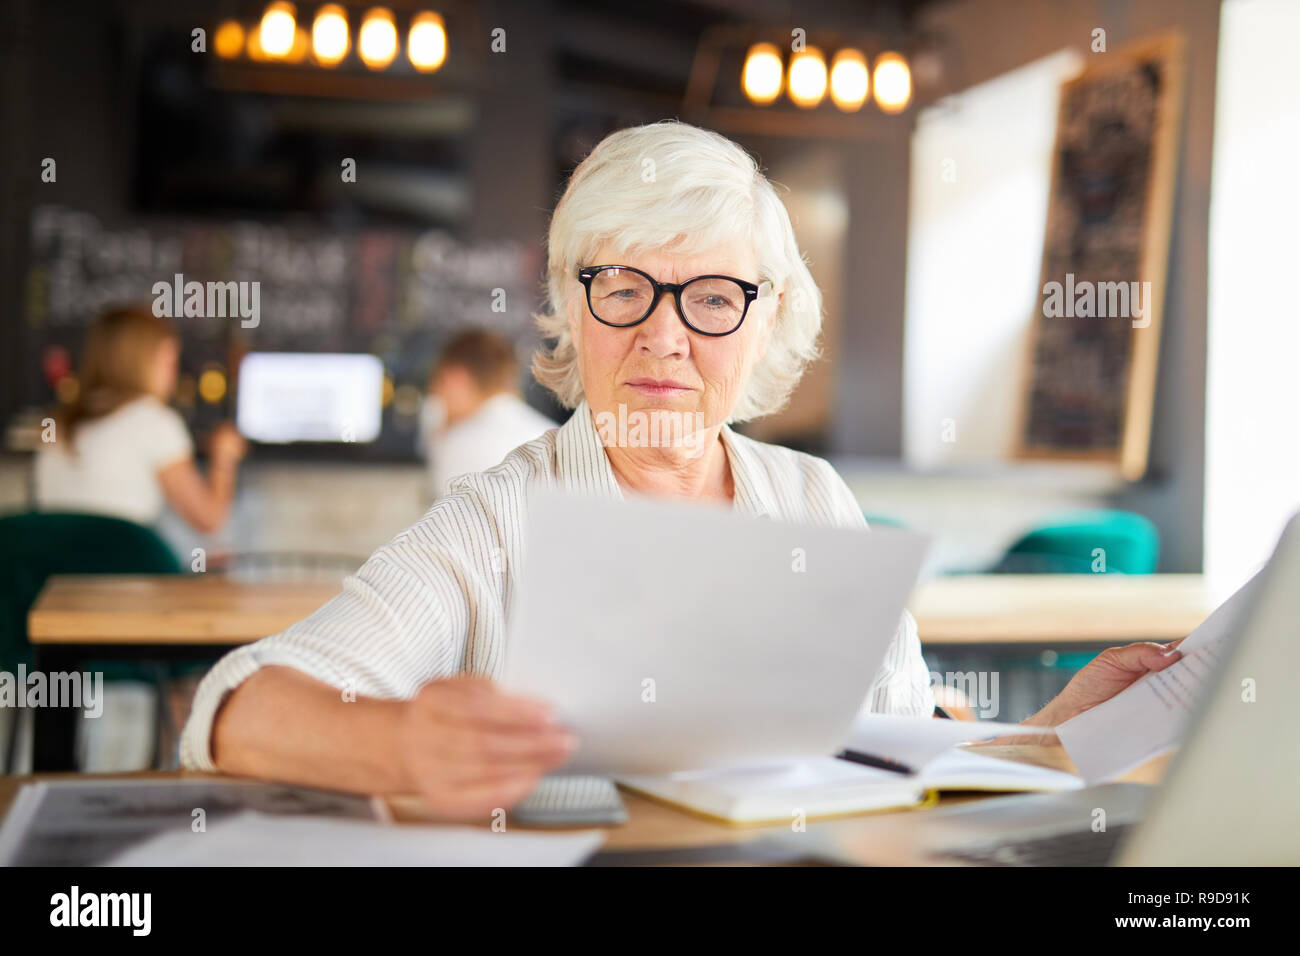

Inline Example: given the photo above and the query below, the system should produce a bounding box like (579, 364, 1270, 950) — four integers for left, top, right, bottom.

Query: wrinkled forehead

(587, 235, 759, 283)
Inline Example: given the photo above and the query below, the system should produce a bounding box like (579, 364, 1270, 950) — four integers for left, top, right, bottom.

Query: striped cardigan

(181, 400, 935, 770)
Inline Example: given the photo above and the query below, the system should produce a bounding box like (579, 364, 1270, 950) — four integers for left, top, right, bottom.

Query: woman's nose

(636, 293, 689, 358)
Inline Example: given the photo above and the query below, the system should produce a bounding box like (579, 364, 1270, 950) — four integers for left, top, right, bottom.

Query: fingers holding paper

(396, 677, 577, 819)
(1030, 639, 1185, 729)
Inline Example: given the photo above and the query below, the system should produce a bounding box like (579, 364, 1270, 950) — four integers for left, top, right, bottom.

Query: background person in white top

(35, 307, 247, 534)
(420, 328, 556, 499)
(190, 121, 1186, 819)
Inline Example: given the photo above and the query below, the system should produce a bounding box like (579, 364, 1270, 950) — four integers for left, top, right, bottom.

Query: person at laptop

(419, 329, 557, 500)
(35, 307, 246, 535)
(182, 121, 1184, 818)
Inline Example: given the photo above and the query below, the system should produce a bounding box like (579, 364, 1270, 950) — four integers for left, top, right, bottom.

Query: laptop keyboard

(937, 822, 1134, 867)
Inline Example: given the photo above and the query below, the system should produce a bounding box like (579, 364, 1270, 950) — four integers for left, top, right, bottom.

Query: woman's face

(149, 337, 180, 400)
(569, 237, 777, 440)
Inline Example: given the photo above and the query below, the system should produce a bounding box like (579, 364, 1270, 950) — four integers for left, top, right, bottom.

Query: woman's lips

(625, 379, 693, 396)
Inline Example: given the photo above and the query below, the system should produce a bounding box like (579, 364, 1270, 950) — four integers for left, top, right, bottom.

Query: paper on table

(105, 811, 605, 867)
(842, 714, 1056, 769)
(917, 746, 1082, 792)
(1056, 571, 1262, 784)
(0, 778, 384, 867)
(616, 757, 925, 824)
(614, 745, 1080, 824)
(619, 757, 914, 801)
(501, 486, 932, 774)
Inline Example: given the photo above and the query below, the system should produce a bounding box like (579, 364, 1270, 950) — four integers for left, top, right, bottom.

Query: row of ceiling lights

(741, 43, 913, 113)
(215, 6, 909, 112)
(213, 3, 448, 71)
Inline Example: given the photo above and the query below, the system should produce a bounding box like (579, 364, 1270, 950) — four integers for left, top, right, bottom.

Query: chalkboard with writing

(1016, 33, 1185, 481)
(23, 205, 544, 460)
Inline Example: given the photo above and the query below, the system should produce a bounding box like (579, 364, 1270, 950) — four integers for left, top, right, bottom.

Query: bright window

(903, 49, 1083, 468)
(1204, 0, 1300, 596)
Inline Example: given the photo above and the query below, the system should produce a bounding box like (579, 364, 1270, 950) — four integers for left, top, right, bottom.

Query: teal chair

(982, 509, 1160, 696)
(989, 509, 1159, 575)
(0, 512, 183, 771)
(862, 512, 908, 529)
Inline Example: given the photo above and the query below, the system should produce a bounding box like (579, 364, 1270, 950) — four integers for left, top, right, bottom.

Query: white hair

(531, 120, 823, 423)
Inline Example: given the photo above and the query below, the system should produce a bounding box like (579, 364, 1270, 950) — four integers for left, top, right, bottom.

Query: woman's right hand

(396, 676, 577, 819)
(209, 422, 247, 466)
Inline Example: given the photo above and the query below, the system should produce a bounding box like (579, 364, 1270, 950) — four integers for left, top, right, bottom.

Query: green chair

(935, 511, 1161, 708)
(989, 509, 1159, 575)
(862, 512, 908, 529)
(987, 509, 1160, 684)
(0, 511, 183, 771)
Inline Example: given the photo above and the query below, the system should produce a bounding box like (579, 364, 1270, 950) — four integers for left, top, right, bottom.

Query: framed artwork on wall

(1015, 32, 1186, 481)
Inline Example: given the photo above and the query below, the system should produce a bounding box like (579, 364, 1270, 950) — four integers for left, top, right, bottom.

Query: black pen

(836, 749, 916, 776)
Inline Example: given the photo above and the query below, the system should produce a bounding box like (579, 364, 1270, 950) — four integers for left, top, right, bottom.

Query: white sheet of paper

(613, 746, 1079, 820)
(1056, 571, 1262, 783)
(501, 486, 932, 774)
(620, 757, 904, 795)
(105, 811, 604, 867)
(917, 746, 1083, 791)
(842, 714, 1056, 769)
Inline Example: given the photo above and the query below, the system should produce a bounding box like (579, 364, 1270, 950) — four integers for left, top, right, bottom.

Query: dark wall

(2, 0, 135, 430)
(1, 0, 559, 436)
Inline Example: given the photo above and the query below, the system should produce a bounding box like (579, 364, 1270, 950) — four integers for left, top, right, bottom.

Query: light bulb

(741, 43, 783, 105)
(259, 2, 296, 58)
(214, 20, 245, 59)
(829, 49, 869, 112)
(358, 8, 398, 70)
(408, 11, 447, 72)
(312, 4, 350, 66)
(788, 46, 828, 108)
(873, 52, 912, 114)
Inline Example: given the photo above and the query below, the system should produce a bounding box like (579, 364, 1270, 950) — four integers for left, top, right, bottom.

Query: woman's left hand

(1026, 638, 1185, 728)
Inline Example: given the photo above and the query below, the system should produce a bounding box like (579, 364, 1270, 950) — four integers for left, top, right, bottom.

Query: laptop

(794, 511, 1300, 866)
(236, 352, 384, 444)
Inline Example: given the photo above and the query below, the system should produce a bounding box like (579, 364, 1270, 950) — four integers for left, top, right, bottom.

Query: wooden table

(24, 577, 341, 772)
(29, 572, 1216, 647)
(0, 744, 1170, 865)
(909, 573, 1215, 645)
(28, 576, 339, 646)
(24, 573, 1215, 772)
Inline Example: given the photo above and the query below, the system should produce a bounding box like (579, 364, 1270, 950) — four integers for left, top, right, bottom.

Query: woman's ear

(565, 282, 583, 341)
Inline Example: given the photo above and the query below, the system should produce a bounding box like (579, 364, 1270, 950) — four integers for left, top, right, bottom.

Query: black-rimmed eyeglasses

(576, 264, 770, 337)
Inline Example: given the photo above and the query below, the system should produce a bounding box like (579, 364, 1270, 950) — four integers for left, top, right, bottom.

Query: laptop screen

(236, 352, 384, 444)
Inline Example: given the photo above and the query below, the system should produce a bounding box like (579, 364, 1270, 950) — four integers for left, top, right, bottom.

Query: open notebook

(618, 758, 927, 824)
(617, 747, 1081, 826)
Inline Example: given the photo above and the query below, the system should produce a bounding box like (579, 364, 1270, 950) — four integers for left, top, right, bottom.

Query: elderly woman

(182, 121, 1182, 817)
